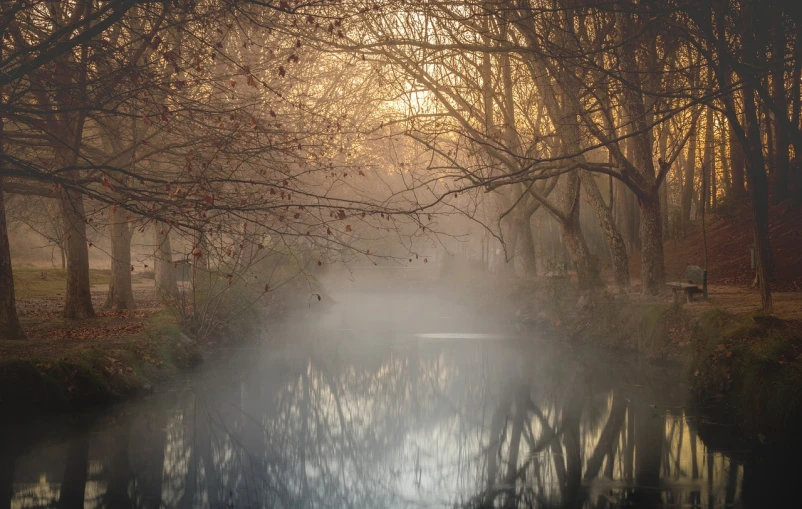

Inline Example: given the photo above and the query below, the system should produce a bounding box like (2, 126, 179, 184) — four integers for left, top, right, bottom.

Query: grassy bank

(513, 278, 802, 440)
(513, 279, 694, 358)
(0, 311, 202, 418)
(689, 310, 802, 441)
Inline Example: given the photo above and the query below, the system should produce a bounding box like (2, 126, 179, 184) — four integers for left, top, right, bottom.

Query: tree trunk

(771, 0, 790, 203)
(658, 126, 670, 236)
(152, 223, 179, 302)
(0, 94, 24, 339)
(616, 171, 639, 252)
(580, 172, 630, 292)
(516, 212, 537, 279)
(560, 174, 592, 288)
(60, 187, 96, 319)
(681, 120, 697, 228)
(639, 193, 666, 295)
(0, 180, 24, 339)
(794, 24, 802, 134)
(720, 122, 732, 195)
(105, 206, 135, 310)
(562, 218, 591, 289)
(742, 10, 775, 312)
(704, 104, 716, 211)
(730, 120, 747, 201)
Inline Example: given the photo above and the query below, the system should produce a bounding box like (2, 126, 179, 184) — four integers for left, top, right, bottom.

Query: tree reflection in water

(2, 332, 749, 509)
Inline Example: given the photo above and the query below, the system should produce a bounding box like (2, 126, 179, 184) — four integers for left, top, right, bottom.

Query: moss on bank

(0, 312, 202, 418)
(689, 310, 802, 440)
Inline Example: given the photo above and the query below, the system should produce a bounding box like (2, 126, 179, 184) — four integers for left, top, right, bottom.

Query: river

(0, 282, 794, 508)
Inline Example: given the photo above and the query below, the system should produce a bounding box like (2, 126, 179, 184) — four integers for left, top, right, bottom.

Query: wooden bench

(666, 265, 707, 304)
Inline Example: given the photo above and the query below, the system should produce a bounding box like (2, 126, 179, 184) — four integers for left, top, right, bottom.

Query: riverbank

(512, 278, 802, 442)
(511, 278, 694, 358)
(0, 310, 202, 417)
(689, 310, 802, 443)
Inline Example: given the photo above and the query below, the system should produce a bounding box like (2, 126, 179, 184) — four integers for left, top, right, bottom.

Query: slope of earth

(631, 202, 802, 291)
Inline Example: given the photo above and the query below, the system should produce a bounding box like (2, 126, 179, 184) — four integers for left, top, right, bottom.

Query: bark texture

(639, 195, 666, 295)
(60, 187, 96, 319)
(580, 172, 630, 291)
(0, 180, 24, 339)
(105, 206, 135, 310)
(729, 121, 747, 201)
(152, 223, 180, 302)
(560, 173, 593, 288)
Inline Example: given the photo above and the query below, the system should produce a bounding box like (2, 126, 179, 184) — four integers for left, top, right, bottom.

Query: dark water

(0, 285, 794, 508)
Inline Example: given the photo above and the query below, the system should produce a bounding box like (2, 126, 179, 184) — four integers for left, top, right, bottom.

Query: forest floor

(0, 271, 200, 417)
(628, 200, 802, 319)
(606, 202, 802, 438)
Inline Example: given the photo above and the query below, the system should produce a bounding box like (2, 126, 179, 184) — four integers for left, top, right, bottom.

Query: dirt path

(676, 284, 802, 320)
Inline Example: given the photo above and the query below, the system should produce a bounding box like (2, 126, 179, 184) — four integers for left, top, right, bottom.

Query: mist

(3, 0, 802, 507)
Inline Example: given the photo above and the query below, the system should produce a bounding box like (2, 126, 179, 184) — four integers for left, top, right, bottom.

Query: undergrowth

(514, 278, 691, 357)
(689, 310, 802, 440)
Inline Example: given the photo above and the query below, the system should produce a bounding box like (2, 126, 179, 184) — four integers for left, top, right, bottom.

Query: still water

(0, 286, 793, 508)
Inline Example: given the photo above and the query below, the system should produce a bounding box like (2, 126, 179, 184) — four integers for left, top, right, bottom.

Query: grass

(515, 278, 689, 357)
(689, 310, 802, 440)
(0, 311, 201, 417)
(12, 267, 112, 298)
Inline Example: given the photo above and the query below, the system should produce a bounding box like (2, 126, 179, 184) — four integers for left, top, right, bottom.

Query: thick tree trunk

(580, 172, 630, 292)
(730, 121, 747, 201)
(742, 10, 775, 312)
(639, 194, 666, 295)
(744, 108, 775, 311)
(60, 187, 96, 319)
(152, 223, 179, 302)
(794, 25, 802, 134)
(658, 126, 670, 236)
(0, 97, 24, 339)
(105, 206, 135, 310)
(560, 174, 592, 288)
(0, 180, 24, 339)
(562, 218, 591, 289)
(720, 130, 731, 194)
(660, 172, 670, 234)
(771, 0, 790, 202)
(615, 172, 639, 252)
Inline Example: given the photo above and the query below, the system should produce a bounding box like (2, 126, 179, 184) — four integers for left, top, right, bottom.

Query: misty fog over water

(2, 268, 779, 509)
